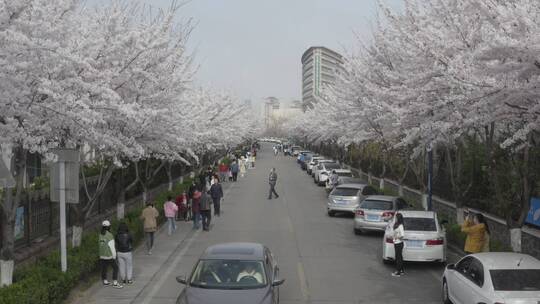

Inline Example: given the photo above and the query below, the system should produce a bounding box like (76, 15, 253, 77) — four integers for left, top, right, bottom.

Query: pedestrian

(239, 156, 247, 178)
(140, 202, 159, 255)
(115, 222, 134, 285)
(99, 220, 123, 288)
(219, 162, 228, 183)
(273, 146, 278, 156)
(192, 188, 202, 230)
(329, 170, 339, 189)
(200, 190, 212, 231)
(209, 176, 224, 216)
(461, 210, 487, 254)
(392, 213, 405, 277)
(175, 191, 188, 221)
(230, 161, 239, 181)
(478, 214, 491, 252)
(268, 168, 279, 199)
(206, 166, 214, 188)
(164, 196, 178, 235)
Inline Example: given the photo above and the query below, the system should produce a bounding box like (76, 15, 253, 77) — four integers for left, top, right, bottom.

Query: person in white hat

(99, 220, 123, 288)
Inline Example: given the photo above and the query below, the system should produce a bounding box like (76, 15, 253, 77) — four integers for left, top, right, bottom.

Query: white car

(442, 252, 540, 304)
(315, 162, 342, 186)
(311, 159, 335, 178)
(306, 157, 324, 175)
(325, 169, 354, 190)
(382, 210, 446, 263)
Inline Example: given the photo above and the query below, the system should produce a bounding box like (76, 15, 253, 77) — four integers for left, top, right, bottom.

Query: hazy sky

(88, 0, 402, 102)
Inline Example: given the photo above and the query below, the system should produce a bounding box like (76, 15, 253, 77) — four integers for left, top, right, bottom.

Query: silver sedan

(327, 184, 378, 216)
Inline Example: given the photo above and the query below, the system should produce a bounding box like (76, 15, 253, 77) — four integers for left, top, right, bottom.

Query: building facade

(301, 46, 344, 108)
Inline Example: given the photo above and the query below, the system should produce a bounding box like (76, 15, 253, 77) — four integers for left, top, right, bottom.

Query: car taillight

(426, 238, 444, 246)
(355, 209, 364, 216)
(381, 211, 395, 219)
(385, 237, 394, 244)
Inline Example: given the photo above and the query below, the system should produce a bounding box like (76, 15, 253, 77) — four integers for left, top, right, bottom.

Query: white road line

(140, 229, 200, 304)
(297, 262, 310, 301)
(140, 182, 236, 304)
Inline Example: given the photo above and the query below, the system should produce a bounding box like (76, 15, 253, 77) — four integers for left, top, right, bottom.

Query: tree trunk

(0, 202, 15, 287)
(166, 162, 173, 191)
(510, 228, 522, 252)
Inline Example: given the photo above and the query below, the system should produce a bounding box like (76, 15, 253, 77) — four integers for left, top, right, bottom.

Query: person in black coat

(209, 175, 224, 216)
(115, 222, 134, 284)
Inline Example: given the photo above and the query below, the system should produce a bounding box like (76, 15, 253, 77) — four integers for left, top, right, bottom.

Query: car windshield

(360, 200, 393, 210)
(325, 163, 341, 170)
(490, 269, 540, 291)
(331, 188, 359, 197)
(190, 259, 267, 290)
(402, 217, 437, 231)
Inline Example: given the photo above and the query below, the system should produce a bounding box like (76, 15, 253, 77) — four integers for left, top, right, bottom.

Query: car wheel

(442, 280, 452, 304)
(354, 228, 363, 235)
(327, 210, 335, 217)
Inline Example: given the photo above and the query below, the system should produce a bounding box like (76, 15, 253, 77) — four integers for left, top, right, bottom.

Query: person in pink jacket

(164, 196, 178, 235)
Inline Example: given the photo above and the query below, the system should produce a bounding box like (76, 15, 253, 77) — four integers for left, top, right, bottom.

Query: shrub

(0, 178, 193, 304)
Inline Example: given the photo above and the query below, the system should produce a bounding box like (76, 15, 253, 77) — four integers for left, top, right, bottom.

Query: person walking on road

(329, 170, 339, 190)
(209, 176, 224, 216)
(140, 202, 159, 255)
(461, 210, 487, 254)
(200, 190, 212, 231)
(192, 188, 202, 229)
(115, 222, 134, 285)
(392, 213, 405, 277)
(175, 191, 188, 221)
(99, 220, 123, 288)
(268, 168, 279, 199)
(230, 161, 239, 181)
(164, 196, 178, 235)
(239, 156, 247, 177)
(219, 162, 228, 183)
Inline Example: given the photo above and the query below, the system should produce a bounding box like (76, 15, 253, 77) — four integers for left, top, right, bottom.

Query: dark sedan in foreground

(176, 242, 285, 304)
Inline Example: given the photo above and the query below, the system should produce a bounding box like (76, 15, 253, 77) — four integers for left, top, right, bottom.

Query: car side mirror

(272, 278, 285, 286)
(446, 263, 455, 270)
(176, 276, 187, 285)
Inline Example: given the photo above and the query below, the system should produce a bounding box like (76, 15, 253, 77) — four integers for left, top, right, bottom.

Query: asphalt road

(78, 144, 445, 304)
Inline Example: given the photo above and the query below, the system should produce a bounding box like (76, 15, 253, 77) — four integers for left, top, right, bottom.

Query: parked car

(176, 242, 285, 304)
(283, 144, 290, 156)
(442, 252, 540, 304)
(338, 177, 365, 185)
(382, 210, 446, 264)
(300, 153, 317, 170)
(353, 195, 410, 234)
(311, 159, 335, 178)
(327, 183, 378, 216)
(291, 146, 302, 156)
(306, 157, 324, 175)
(324, 169, 354, 191)
(314, 162, 342, 186)
(296, 151, 311, 164)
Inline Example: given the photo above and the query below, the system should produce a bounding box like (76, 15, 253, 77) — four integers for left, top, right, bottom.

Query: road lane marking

(297, 262, 310, 301)
(139, 229, 200, 304)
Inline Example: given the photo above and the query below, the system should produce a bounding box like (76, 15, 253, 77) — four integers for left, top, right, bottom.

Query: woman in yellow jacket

(461, 212, 489, 254)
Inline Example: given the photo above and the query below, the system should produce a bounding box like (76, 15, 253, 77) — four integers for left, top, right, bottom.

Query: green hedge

(0, 178, 193, 304)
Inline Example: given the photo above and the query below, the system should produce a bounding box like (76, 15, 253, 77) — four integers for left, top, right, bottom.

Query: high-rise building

(301, 46, 343, 109)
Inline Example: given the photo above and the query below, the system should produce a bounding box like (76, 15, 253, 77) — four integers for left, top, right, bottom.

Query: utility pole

(50, 149, 79, 272)
(427, 144, 433, 211)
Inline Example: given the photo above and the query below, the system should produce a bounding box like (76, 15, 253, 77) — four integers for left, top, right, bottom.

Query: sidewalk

(69, 181, 236, 304)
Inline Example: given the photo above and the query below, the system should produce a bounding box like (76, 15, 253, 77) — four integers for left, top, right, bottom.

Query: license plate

(334, 199, 345, 204)
(405, 240, 424, 248)
(366, 215, 380, 221)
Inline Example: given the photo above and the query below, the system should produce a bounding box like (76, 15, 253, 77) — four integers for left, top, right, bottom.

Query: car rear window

(360, 200, 393, 210)
(337, 172, 353, 177)
(332, 188, 359, 196)
(490, 269, 540, 291)
(403, 217, 437, 231)
(325, 163, 341, 169)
